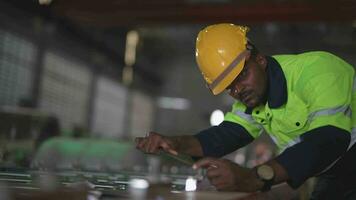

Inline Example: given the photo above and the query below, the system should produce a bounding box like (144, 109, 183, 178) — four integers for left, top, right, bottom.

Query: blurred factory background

(0, 0, 356, 199)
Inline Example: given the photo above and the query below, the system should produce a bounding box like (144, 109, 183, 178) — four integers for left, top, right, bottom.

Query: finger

(208, 164, 219, 170)
(209, 177, 228, 191)
(148, 136, 161, 153)
(148, 131, 159, 137)
(166, 148, 178, 156)
(135, 137, 144, 146)
(138, 138, 148, 151)
(193, 158, 219, 170)
(135, 137, 143, 148)
(222, 185, 237, 192)
(145, 136, 153, 153)
(210, 178, 224, 188)
(147, 132, 164, 153)
(207, 176, 224, 190)
(206, 168, 221, 179)
(160, 141, 178, 155)
(216, 184, 229, 191)
(214, 180, 236, 192)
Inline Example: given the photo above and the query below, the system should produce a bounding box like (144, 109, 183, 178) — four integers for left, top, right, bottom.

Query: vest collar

(266, 56, 287, 108)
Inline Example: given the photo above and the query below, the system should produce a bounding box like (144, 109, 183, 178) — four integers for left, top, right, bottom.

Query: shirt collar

(245, 56, 287, 114)
(265, 56, 288, 108)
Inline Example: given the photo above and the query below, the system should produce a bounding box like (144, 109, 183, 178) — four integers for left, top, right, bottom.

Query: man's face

(226, 53, 268, 108)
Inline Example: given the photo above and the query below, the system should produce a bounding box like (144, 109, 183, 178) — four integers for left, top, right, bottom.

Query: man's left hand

(193, 158, 263, 192)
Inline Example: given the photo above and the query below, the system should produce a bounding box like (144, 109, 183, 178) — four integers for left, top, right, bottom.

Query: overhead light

(38, 0, 52, 5)
(125, 30, 139, 66)
(123, 30, 139, 86)
(210, 109, 224, 126)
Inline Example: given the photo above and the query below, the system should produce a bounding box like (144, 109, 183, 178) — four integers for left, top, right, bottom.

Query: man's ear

(256, 54, 267, 69)
(245, 51, 251, 61)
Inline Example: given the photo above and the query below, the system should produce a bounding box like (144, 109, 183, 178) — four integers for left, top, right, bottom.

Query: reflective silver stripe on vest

(234, 110, 263, 130)
(279, 105, 351, 153)
(280, 137, 301, 153)
(269, 134, 279, 146)
(349, 127, 356, 148)
(309, 105, 351, 121)
(234, 110, 254, 123)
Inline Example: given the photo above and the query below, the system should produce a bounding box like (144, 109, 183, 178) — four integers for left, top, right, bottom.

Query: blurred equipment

(0, 106, 54, 167)
(32, 137, 142, 171)
(0, 168, 254, 200)
(158, 150, 195, 166)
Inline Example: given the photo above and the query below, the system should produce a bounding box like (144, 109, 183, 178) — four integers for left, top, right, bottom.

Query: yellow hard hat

(195, 23, 250, 95)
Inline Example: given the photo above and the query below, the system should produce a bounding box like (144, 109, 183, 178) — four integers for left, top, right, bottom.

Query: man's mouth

(242, 96, 252, 105)
(241, 93, 257, 107)
(240, 91, 252, 103)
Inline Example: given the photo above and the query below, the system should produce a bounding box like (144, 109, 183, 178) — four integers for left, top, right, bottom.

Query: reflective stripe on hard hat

(208, 50, 249, 92)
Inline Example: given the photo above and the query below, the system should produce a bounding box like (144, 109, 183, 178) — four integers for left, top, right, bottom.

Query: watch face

(257, 165, 274, 180)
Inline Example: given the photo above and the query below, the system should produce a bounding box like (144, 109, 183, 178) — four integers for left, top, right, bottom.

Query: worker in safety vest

(135, 23, 356, 199)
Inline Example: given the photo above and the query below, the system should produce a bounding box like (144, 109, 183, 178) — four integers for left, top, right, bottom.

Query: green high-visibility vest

(224, 51, 356, 152)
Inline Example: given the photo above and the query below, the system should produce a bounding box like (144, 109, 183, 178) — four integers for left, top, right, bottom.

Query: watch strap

(255, 165, 275, 192)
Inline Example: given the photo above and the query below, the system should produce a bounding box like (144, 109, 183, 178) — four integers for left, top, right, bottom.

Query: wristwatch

(255, 164, 275, 192)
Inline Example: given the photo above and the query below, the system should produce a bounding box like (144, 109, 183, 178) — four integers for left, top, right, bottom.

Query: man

(135, 23, 356, 199)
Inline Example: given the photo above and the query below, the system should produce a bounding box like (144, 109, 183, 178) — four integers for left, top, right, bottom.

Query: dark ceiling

(3, 0, 356, 90)
(51, 0, 356, 26)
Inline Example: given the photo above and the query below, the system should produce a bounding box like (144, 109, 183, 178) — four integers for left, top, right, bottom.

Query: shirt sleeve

(275, 125, 350, 188)
(194, 121, 254, 157)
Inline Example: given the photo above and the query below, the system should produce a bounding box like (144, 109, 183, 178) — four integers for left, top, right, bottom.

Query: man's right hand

(135, 132, 178, 155)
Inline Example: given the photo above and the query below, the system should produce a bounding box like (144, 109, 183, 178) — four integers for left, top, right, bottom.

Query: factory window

(92, 76, 128, 138)
(0, 30, 37, 106)
(39, 51, 92, 131)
